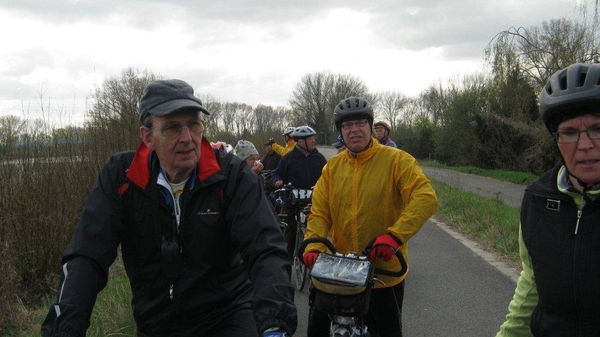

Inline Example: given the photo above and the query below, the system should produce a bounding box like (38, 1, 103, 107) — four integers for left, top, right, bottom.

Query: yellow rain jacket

(273, 139, 297, 157)
(306, 138, 438, 287)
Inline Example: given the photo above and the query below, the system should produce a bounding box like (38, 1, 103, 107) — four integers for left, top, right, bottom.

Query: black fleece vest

(521, 164, 600, 336)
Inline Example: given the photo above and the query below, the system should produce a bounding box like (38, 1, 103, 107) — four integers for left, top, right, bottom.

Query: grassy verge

(421, 160, 528, 270)
(431, 180, 521, 269)
(18, 257, 136, 337)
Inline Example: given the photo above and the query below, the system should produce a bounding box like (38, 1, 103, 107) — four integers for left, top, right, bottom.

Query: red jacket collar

(126, 137, 220, 189)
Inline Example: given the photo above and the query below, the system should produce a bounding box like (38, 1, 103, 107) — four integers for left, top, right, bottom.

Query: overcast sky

(0, 0, 582, 126)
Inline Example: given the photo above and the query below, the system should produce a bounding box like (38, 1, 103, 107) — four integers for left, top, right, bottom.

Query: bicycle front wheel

(293, 220, 308, 291)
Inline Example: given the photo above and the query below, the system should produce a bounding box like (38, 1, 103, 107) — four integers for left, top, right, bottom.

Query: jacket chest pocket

(180, 196, 230, 267)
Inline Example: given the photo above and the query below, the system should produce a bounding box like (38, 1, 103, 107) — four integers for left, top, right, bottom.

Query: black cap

(139, 79, 210, 123)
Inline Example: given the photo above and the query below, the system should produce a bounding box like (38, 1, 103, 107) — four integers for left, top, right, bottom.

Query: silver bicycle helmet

(539, 63, 600, 133)
(334, 97, 374, 130)
(292, 125, 317, 140)
(283, 126, 296, 136)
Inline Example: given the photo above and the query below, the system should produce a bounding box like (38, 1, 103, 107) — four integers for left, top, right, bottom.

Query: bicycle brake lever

(373, 277, 386, 286)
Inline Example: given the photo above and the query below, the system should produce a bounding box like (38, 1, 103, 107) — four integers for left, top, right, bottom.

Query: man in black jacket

(272, 126, 327, 259)
(41, 79, 297, 337)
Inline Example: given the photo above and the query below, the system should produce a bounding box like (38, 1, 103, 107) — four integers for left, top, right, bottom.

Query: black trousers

(284, 218, 297, 259)
(307, 281, 405, 337)
(137, 306, 258, 337)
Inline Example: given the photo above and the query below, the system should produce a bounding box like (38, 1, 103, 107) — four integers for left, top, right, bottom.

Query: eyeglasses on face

(553, 125, 600, 144)
(340, 119, 369, 130)
(156, 119, 205, 139)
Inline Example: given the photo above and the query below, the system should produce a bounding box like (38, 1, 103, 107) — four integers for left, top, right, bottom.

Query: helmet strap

(296, 140, 310, 154)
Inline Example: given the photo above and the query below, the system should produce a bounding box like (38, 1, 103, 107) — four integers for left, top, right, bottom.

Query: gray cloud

(0, 0, 584, 123)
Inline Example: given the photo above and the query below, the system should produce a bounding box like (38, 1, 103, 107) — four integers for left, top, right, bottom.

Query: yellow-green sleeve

(496, 226, 538, 337)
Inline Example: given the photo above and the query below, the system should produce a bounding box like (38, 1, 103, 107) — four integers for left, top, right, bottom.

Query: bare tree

(234, 104, 254, 138)
(254, 104, 276, 134)
(86, 68, 160, 155)
(290, 71, 370, 144)
(0, 115, 28, 161)
(197, 93, 222, 132)
(375, 91, 409, 130)
(485, 18, 599, 89)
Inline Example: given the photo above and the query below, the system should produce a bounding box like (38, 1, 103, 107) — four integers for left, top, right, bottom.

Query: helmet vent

(579, 73, 587, 87)
(560, 76, 567, 90)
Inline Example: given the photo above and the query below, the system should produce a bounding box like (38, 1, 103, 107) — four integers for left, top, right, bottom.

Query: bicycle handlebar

(297, 237, 408, 278)
(273, 182, 311, 193)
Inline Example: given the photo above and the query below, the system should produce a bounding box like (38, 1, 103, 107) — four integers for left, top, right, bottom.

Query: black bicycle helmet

(292, 125, 317, 140)
(334, 97, 374, 130)
(539, 63, 600, 133)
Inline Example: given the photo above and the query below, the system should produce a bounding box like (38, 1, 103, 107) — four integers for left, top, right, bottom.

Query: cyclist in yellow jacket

(271, 126, 297, 156)
(303, 97, 438, 337)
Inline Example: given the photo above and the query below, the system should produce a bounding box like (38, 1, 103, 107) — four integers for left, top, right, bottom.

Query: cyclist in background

(263, 138, 282, 170)
(272, 126, 327, 259)
(303, 97, 438, 337)
(270, 126, 297, 156)
(234, 139, 264, 175)
(331, 134, 346, 153)
(374, 120, 398, 148)
(496, 63, 600, 336)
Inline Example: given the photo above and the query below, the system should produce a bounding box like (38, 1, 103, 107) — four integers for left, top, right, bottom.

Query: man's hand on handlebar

(369, 234, 402, 262)
(303, 251, 320, 269)
(274, 180, 283, 188)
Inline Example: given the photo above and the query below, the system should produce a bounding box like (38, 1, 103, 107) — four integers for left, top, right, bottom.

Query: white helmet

(283, 126, 295, 136)
(292, 126, 317, 140)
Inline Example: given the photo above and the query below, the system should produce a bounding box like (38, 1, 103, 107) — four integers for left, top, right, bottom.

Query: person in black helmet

(41, 79, 296, 337)
(302, 97, 438, 337)
(496, 63, 600, 337)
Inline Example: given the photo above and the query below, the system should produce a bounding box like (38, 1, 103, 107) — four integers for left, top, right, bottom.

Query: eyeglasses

(553, 125, 600, 144)
(156, 119, 205, 139)
(340, 119, 369, 130)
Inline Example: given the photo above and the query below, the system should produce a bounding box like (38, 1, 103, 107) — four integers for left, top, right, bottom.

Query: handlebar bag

(310, 253, 373, 317)
(310, 253, 373, 295)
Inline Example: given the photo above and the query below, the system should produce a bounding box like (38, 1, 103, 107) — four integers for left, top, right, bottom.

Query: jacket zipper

(574, 209, 582, 235)
(572, 208, 583, 335)
(169, 187, 187, 300)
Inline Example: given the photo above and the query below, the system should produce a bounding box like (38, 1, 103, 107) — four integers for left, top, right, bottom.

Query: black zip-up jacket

(41, 139, 297, 336)
(521, 163, 600, 336)
(272, 146, 326, 190)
